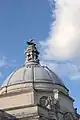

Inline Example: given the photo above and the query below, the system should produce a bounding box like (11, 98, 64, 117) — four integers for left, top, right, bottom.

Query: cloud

(40, 60, 59, 73)
(0, 56, 17, 68)
(0, 55, 18, 81)
(40, 0, 80, 60)
(40, 60, 80, 81)
(39, 0, 80, 81)
(0, 56, 17, 78)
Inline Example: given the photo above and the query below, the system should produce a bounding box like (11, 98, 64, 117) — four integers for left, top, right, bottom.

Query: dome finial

(25, 39, 39, 65)
(27, 39, 36, 46)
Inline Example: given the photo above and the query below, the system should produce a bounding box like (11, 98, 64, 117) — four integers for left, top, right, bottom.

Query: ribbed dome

(1, 40, 65, 89)
(1, 65, 64, 88)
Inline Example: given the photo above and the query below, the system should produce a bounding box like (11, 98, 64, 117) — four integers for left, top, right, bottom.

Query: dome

(1, 65, 64, 88)
(1, 40, 65, 89)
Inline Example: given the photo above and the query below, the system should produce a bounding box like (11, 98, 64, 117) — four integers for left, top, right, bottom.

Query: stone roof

(1, 65, 64, 88)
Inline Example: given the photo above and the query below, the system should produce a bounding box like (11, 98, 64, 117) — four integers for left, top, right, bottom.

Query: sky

(0, 0, 80, 113)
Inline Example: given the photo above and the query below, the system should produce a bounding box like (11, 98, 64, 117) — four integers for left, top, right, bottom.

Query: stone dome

(1, 65, 64, 88)
(1, 40, 65, 89)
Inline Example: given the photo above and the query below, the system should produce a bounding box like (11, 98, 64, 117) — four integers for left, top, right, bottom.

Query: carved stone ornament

(45, 96, 55, 110)
(63, 112, 75, 120)
(39, 96, 48, 107)
(39, 96, 60, 112)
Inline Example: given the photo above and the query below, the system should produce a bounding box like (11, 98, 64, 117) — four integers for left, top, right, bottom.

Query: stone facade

(0, 86, 78, 120)
(0, 40, 79, 120)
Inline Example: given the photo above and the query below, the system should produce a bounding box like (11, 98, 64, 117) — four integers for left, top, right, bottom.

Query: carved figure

(39, 96, 48, 107)
(40, 95, 60, 113)
(45, 96, 55, 110)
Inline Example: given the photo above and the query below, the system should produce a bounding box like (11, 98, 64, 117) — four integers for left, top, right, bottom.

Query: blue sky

(0, 0, 51, 78)
(0, 0, 80, 113)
